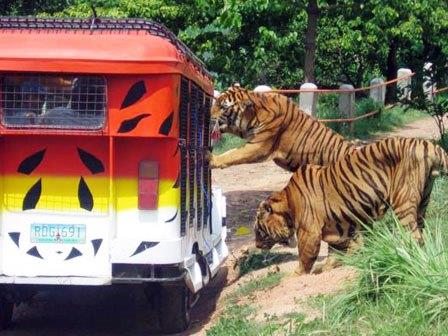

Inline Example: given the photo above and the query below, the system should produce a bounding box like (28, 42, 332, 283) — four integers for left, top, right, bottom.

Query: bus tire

(0, 297, 13, 330)
(157, 284, 190, 334)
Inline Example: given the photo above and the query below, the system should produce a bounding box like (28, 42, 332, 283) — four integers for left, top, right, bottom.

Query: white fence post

(397, 68, 412, 101)
(253, 85, 272, 92)
(369, 78, 385, 105)
(299, 83, 317, 116)
(339, 84, 355, 132)
(423, 62, 436, 101)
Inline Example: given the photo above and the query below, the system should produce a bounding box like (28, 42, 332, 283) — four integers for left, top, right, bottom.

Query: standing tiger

(254, 138, 448, 275)
(209, 85, 356, 171)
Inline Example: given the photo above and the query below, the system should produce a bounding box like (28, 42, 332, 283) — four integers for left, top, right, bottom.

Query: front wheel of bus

(157, 284, 190, 334)
(0, 297, 13, 330)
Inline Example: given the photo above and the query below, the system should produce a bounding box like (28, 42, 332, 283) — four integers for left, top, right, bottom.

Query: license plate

(30, 224, 86, 244)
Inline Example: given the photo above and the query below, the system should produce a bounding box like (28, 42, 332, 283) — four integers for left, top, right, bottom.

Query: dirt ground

(5, 116, 445, 336)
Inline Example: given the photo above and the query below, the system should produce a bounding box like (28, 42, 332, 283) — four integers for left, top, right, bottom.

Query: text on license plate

(30, 224, 86, 244)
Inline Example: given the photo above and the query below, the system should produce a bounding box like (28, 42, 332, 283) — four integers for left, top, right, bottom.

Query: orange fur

(255, 138, 448, 274)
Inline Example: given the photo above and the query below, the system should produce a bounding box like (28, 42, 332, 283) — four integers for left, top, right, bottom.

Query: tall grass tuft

(329, 218, 448, 324)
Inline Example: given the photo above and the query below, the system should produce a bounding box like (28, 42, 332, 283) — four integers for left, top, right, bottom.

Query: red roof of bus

(0, 18, 213, 93)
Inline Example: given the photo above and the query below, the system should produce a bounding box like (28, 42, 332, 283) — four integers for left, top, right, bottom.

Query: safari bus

(0, 17, 227, 333)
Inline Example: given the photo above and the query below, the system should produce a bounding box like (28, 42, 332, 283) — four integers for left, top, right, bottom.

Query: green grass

(230, 271, 283, 301)
(212, 133, 246, 155)
(237, 250, 295, 276)
(208, 177, 448, 335)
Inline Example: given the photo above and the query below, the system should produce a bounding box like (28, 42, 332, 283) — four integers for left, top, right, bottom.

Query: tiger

(254, 137, 448, 275)
(209, 85, 356, 171)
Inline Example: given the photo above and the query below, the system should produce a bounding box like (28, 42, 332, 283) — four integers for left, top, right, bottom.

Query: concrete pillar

(369, 78, 385, 105)
(299, 83, 317, 116)
(339, 84, 355, 132)
(339, 84, 355, 118)
(253, 85, 272, 92)
(397, 68, 412, 101)
(423, 62, 436, 101)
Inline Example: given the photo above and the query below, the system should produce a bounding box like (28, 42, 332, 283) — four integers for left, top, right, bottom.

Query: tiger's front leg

(208, 142, 272, 169)
(294, 228, 322, 276)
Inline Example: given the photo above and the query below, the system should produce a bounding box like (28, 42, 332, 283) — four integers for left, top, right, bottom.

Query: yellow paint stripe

(115, 179, 179, 211)
(2, 175, 178, 212)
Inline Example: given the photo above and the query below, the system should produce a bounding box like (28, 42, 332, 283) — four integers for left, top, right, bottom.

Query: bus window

(1, 74, 106, 130)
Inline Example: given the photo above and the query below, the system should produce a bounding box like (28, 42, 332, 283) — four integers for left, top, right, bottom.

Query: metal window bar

(179, 78, 189, 236)
(196, 89, 205, 231)
(0, 17, 211, 80)
(203, 96, 212, 232)
(188, 83, 198, 227)
(0, 74, 106, 130)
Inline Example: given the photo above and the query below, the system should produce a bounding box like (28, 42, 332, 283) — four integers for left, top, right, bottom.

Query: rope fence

(266, 72, 415, 94)
(434, 87, 448, 95)
(318, 110, 379, 123)
(244, 69, 445, 127)
(263, 73, 416, 125)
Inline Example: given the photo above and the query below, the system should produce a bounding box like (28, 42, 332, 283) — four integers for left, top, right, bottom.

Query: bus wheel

(0, 297, 14, 330)
(157, 284, 190, 334)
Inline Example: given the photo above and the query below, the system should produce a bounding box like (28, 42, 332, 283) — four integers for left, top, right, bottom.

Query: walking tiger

(254, 138, 448, 275)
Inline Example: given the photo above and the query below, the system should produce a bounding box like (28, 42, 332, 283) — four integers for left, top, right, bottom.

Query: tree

(303, 0, 318, 83)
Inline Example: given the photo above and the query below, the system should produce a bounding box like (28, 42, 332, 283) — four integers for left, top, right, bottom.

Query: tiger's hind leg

(417, 176, 436, 231)
(392, 196, 423, 244)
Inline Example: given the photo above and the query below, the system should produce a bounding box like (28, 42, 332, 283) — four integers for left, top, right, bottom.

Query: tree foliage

(2, 0, 447, 93)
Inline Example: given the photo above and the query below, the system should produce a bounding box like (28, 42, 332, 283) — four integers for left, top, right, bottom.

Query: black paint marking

(130, 241, 159, 257)
(65, 247, 82, 260)
(27, 246, 43, 259)
(78, 177, 94, 211)
(173, 145, 179, 157)
(91, 239, 103, 256)
(165, 210, 178, 223)
(77, 148, 105, 174)
(121, 81, 147, 109)
(173, 173, 180, 188)
(18, 149, 46, 175)
(8, 232, 20, 248)
(23, 179, 42, 210)
(56, 251, 63, 255)
(159, 112, 174, 135)
(117, 114, 150, 133)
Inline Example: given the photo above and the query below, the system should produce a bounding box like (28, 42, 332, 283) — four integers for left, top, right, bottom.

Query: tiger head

(254, 191, 296, 250)
(211, 84, 255, 135)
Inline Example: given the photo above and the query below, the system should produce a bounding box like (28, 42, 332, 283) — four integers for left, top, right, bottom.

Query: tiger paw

(294, 263, 305, 276)
(207, 154, 228, 169)
(205, 150, 217, 167)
